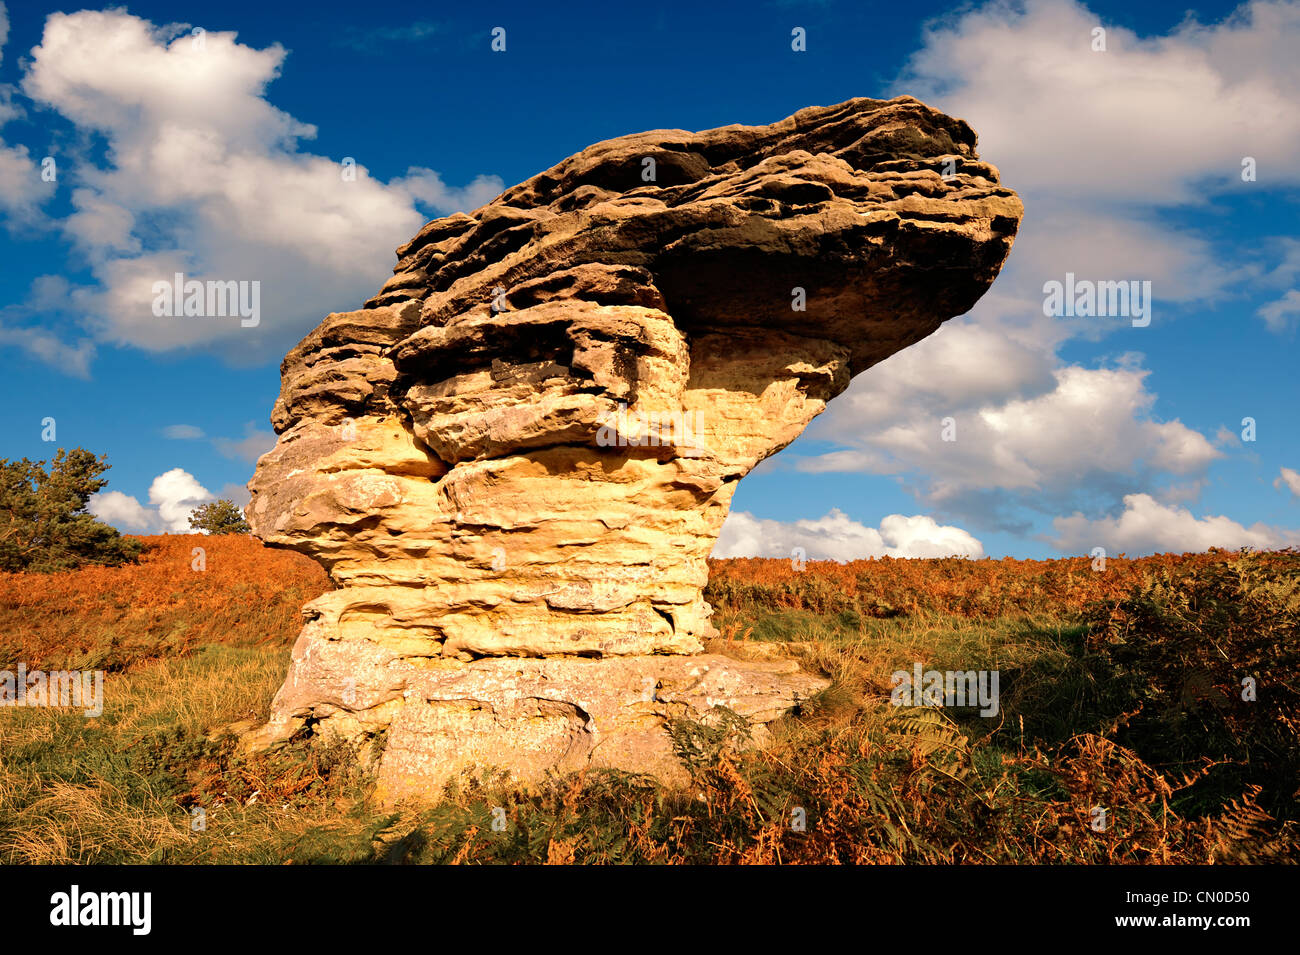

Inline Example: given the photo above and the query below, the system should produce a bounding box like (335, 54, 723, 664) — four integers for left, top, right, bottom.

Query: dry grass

(705, 549, 1288, 619)
(0, 774, 193, 864)
(0, 539, 1295, 864)
(0, 534, 329, 671)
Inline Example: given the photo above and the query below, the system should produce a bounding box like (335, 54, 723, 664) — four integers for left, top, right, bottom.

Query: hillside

(0, 538, 1295, 863)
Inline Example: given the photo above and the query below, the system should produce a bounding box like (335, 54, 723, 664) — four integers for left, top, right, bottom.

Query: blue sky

(0, 0, 1296, 558)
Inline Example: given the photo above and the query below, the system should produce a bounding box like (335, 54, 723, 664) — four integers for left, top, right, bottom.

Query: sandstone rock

(245, 623, 827, 799)
(244, 95, 1021, 797)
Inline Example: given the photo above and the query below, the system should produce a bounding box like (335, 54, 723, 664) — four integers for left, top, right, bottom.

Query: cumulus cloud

(805, 316, 1059, 443)
(149, 469, 212, 531)
(1276, 466, 1300, 498)
(8, 9, 501, 368)
(898, 0, 1300, 204)
(86, 489, 155, 532)
(1051, 493, 1300, 555)
(89, 467, 213, 533)
(1244, 237, 1300, 333)
(0, 3, 55, 226)
(888, 0, 1300, 311)
(0, 137, 50, 225)
(805, 349, 1220, 524)
(792, 0, 1300, 537)
(713, 508, 985, 561)
(395, 168, 508, 218)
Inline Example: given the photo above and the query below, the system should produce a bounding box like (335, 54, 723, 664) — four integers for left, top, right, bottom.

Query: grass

(0, 537, 1295, 863)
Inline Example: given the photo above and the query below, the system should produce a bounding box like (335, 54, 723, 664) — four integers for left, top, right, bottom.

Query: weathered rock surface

(244, 96, 1021, 798)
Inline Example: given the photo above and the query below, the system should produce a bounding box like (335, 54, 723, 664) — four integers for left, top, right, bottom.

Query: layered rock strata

(244, 95, 1022, 799)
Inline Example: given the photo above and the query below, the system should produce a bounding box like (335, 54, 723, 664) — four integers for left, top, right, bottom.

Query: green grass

(0, 645, 384, 863)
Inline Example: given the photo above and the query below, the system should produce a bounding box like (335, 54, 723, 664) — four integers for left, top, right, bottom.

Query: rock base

(242, 620, 828, 802)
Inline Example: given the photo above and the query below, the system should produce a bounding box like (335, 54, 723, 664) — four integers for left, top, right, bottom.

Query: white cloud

(885, 0, 1299, 331)
(395, 168, 508, 219)
(1215, 425, 1243, 448)
(807, 316, 1059, 441)
(338, 21, 442, 53)
(9, 9, 501, 367)
(149, 468, 212, 531)
(713, 508, 985, 561)
(806, 350, 1219, 518)
(1258, 288, 1300, 333)
(1275, 466, 1300, 498)
(219, 482, 251, 508)
(1006, 209, 1239, 315)
(88, 467, 213, 533)
(213, 423, 276, 462)
(86, 489, 155, 532)
(0, 3, 55, 226)
(898, 0, 1300, 205)
(1051, 492, 1300, 555)
(162, 424, 205, 439)
(0, 323, 94, 377)
(1155, 480, 1212, 505)
(1259, 237, 1300, 286)
(0, 139, 50, 225)
(0, 275, 96, 375)
(792, 0, 1300, 535)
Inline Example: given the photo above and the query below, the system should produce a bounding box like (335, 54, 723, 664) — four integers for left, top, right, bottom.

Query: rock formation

(244, 95, 1022, 800)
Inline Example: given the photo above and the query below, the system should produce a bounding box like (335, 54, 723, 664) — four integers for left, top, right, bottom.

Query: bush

(1081, 550, 1300, 817)
(0, 449, 143, 573)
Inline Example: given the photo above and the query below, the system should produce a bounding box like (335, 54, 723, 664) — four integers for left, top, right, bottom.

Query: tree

(189, 499, 251, 535)
(0, 448, 144, 572)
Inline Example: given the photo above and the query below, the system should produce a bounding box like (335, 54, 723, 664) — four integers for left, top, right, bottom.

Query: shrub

(1081, 550, 1300, 817)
